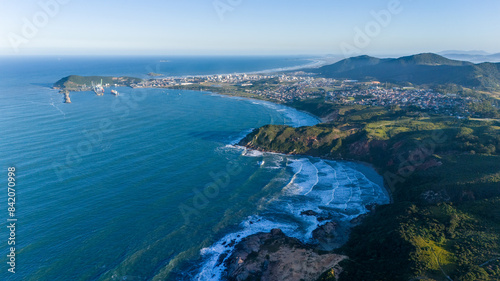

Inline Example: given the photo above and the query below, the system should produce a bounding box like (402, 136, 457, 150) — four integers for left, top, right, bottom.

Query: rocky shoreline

(221, 203, 380, 281)
(224, 134, 387, 280)
(224, 228, 346, 281)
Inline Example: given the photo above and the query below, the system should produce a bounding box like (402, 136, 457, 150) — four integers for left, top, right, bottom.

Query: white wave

(245, 99, 320, 128)
(282, 159, 303, 193)
(304, 160, 341, 205)
(242, 148, 263, 157)
(284, 158, 319, 195)
(281, 107, 320, 128)
(228, 128, 256, 145)
(195, 157, 391, 280)
(195, 216, 296, 281)
(260, 155, 284, 170)
(303, 161, 319, 196)
(346, 166, 390, 205)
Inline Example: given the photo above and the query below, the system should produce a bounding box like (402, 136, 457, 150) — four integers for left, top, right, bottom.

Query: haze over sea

(0, 56, 389, 281)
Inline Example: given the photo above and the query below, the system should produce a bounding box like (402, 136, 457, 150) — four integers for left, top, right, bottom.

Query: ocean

(0, 56, 389, 281)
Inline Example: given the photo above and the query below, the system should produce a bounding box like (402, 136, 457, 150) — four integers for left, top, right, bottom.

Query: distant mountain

(488, 53, 500, 60)
(315, 53, 500, 90)
(439, 50, 491, 56)
(439, 51, 500, 63)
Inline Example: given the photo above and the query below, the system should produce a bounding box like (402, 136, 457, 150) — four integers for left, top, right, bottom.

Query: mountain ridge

(314, 53, 500, 90)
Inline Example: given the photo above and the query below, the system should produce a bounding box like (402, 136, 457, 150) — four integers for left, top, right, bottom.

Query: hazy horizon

(2, 0, 500, 57)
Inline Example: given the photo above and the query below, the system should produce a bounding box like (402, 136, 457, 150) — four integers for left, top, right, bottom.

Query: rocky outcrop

(300, 210, 319, 216)
(225, 229, 345, 281)
(312, 222, 341, 251)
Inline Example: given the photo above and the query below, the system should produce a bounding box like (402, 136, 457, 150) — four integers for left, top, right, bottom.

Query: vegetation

(340, 201, 500, 281)
(314, 53, 500, 91)
(238, 103, 500, 281)
(53, 75, 143, 91)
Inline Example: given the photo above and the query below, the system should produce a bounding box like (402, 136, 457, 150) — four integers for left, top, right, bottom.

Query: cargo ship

(92, 79, 105, 96)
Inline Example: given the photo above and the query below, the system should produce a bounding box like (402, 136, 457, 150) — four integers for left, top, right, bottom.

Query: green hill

(53, 75, 143, 91)
(396, 53, 471, 66)
(315, 53, 500, 90)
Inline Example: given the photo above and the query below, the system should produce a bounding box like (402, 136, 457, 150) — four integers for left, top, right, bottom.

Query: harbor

(92, 79, 105, 96)
(60, 80, 120, 103)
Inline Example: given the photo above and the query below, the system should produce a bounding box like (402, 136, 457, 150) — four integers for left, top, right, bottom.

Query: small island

(147, 72, 163, 77)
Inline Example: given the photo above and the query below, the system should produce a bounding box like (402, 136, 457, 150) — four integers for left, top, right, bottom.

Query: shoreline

(55, 71, 393, 204)
(198, 143, 391, 280)
(206, 88, 394, 203)
(52, 62, 396, 279)
(152, 57, 328, 80)
(235, 144, 394, 204)
(201, 86, 395, 203)
(53, 56, 328, 94)
(205, 91, 322, 127)
(194, 88, 393, 279)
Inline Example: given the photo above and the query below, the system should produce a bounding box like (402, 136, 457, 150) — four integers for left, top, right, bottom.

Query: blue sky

(1, 0, 499, 56)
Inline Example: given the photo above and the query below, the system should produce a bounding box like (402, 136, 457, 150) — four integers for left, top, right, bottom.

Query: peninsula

(53, 75, 143, 92)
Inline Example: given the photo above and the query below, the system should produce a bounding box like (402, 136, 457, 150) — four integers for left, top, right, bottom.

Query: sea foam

(195, 156, 390, 280)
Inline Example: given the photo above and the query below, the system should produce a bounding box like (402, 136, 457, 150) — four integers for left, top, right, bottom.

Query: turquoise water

(0, 56, 389, 281)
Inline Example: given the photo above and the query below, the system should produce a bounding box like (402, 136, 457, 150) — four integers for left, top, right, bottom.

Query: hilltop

(314, 53, 500, 91)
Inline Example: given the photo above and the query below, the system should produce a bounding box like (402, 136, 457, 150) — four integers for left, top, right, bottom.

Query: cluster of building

(327, 87, 475, 116)
(134, 73, 485, 117)
(132, 73, 281, 88)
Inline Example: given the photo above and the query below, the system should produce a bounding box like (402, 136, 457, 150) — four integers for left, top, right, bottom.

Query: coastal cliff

(238, 104, 500, 280)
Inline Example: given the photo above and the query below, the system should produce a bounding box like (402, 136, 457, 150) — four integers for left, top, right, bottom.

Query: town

(132, 72, 485, 118)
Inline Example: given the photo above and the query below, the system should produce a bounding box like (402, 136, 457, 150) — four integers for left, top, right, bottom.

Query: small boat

(111, 89, 119, 96)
